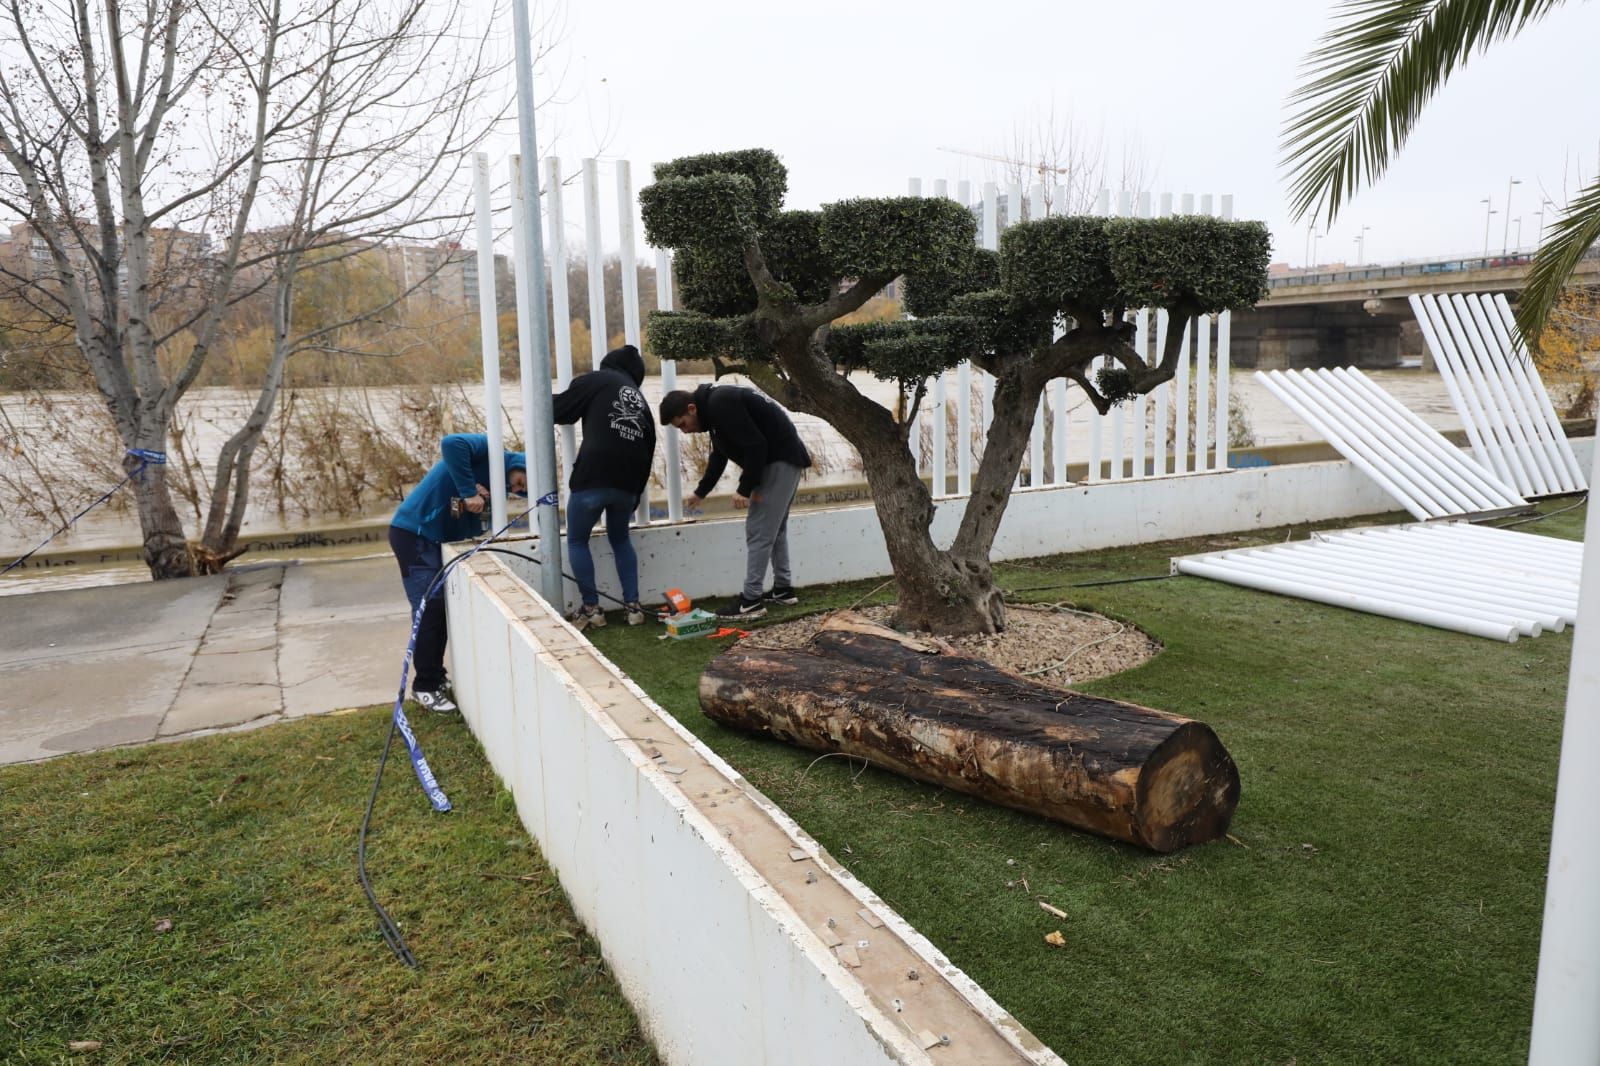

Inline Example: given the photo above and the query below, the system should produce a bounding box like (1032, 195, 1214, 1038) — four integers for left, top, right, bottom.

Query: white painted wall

(444, 562, 1062, 1066)
(510, 443, 1592, 612)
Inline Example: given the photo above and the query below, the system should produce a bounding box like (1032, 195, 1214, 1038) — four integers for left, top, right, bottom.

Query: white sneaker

(625, 602, 646, 626)
(412, 688, 459, 714)
(570, 604, 607, 631)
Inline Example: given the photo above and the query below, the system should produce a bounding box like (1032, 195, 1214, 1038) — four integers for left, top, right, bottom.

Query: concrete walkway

(0, 556, 411, 765)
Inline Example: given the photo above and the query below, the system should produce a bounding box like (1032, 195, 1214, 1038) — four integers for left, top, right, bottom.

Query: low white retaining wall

(445, 558, 1063, 1066)
(529, 442, 1593, 611)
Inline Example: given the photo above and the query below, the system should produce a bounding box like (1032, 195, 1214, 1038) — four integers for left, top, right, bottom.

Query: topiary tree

(642, 149, 1270, 635)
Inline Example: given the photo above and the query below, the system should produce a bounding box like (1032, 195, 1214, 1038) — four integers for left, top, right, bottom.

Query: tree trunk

(700, 613, 1240, 852)
(125, 454, 194, 579)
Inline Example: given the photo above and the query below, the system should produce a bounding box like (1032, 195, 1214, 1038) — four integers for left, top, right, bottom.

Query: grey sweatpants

(743, 461, 803, 600)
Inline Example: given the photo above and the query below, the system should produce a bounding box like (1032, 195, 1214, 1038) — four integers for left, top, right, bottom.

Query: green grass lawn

(587, 504, 1586, 1065)
(0, 708, 658, 1065)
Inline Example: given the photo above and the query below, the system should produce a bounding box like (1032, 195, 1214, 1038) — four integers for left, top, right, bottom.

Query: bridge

(1232, 247, 1600, 369)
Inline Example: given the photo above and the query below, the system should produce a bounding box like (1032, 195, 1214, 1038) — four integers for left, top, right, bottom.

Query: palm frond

(1282, 0, 1567, 224)
(1516, 173, 1600, 343)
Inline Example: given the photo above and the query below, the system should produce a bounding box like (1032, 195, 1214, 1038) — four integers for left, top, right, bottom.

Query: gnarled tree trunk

(701, 613, 1240, 852)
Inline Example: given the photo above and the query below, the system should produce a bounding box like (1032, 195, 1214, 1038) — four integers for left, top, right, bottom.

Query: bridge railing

(1269, 244, 1600, 291)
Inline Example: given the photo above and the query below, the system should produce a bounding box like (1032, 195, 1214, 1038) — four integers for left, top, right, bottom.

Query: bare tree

(0, 0, 538, 578)
(996, 103, 1157, 217)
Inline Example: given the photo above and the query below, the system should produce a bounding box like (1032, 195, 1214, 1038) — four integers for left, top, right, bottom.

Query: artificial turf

(585, 502, 1586, 1065)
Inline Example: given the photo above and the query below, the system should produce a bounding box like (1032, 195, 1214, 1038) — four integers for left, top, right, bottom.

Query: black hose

(1005, 572, 1175, 595)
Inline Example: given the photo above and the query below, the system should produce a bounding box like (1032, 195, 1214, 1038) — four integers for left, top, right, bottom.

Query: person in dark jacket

(553, 344, 657, 630)
(659, 383, 811, 620)
(389, 433, 527, 713)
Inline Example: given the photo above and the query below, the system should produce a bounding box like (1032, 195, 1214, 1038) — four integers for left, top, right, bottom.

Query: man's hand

(464, 483, 489, 515)
(732, 492, 750, 510)
(685, 493, 703, 511)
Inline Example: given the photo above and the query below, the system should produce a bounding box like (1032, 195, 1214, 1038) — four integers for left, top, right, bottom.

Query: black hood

(599, 344, 646, 386)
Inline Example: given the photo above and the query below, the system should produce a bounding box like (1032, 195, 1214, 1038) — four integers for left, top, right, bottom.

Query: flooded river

(1, 368, 1463, 594)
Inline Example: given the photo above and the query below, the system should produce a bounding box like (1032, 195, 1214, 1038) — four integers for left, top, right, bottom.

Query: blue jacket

(391, 434, 527, 543)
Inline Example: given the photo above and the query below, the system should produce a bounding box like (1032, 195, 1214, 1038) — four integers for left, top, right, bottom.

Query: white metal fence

(470, 153, 1242, 530)
(907, 179, 1237, 494)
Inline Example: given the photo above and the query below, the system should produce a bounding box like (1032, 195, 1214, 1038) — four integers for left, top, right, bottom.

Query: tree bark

(700, 613, 1240, 852)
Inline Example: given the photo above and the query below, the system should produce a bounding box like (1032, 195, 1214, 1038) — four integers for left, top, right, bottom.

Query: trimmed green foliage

(819, 197, 976, 281)
(647, 310, 771, 364)
(0, 708, 657, 1065)
(947, 289, 1055, 356)
(999, 215, 1120, 314)
(674, 244, 759, 318)
(902, 246, 1000, 319)
(653, 148, 788, 226)
(1107, 215, 1272, 313)
(639, 174, 757, 252)
(826, 316, 980, 383)
(589, 500, 1585, 1065)
(762, 210, 835, 305)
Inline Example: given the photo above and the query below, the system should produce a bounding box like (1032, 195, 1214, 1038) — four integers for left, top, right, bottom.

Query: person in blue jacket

(389, 433, 526, 713)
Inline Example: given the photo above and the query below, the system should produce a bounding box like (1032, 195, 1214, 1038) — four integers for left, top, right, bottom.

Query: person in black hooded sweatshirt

(553, 344, 656, 629)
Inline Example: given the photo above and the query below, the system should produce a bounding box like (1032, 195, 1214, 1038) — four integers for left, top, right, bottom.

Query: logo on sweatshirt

(610, 386, 647, 442)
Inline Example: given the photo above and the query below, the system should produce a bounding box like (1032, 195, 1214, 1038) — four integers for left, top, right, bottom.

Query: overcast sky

(489, 0, 1600, 270)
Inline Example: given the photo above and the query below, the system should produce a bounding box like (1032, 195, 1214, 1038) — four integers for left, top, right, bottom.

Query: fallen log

(700, 612, 1239, 852)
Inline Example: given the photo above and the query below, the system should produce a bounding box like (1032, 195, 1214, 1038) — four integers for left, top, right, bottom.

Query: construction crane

(935, 146, 1071, 186)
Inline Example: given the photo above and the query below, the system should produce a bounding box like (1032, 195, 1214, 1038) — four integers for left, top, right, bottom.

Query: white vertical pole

(956, 179, 973, 497)
(472, 152, 508, 531)
(582, 159, 607, 372)
(1108, 191, 1129, 480)
(933, 178, 948, 199)
(1007, 181, 1023, 227)
(1528, 440, 1600, 1064)
(1196, 197, 1213, 471)
(655, 248, 683, 522)
(1086, 189, 1107, 480)
(1026, 181, 1048, 485)
(1216, 195, 1234, 468)
(1052, 183, 1067, 217)
(931, 179, 949, 495)
(980, 182, 998, 445)
(1160, 192, 1173, 217)
(1052, 378, 1069, 483)
(1200, 193, 1214, 217)
(616, 160, 650, 526)
(1181, 193, 1195, 214)
(1132, 190, 1150, 478)
(908, 177, 922, 197)
(509, 0, 561, 605)
(1175, 319, 1192, 474)
(545, 158, 576, 498)
(1155, 308, 1170, 476)
(909, 177, 926, 481)
(510, 156, 539, 525)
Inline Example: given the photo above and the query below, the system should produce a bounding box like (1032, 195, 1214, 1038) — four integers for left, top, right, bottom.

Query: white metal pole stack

(1529, 445, 1600, 1063)
(509, 0, 562, 605)
(616, 161, 651, 526)
(471, 152, 508, 532)
(655, 247, 683, 522)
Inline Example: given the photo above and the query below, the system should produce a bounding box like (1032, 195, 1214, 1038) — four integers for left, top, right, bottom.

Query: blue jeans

(388, 525, 448, 692)
(566, 487, 640, 606)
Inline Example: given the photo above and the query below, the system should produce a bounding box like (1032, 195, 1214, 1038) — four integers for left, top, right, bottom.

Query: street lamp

(1354, 225, 1371, 266)
(1537, 198, 1555, 242)
(1514, 216, 1524, 252)
(1310, 232, 1324, 268)
(1482, 198, 1498, 258)
(1502, 176, 1522, 254)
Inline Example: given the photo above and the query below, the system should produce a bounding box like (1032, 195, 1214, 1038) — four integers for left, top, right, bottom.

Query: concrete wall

(445, 560, 1063, 1065)
(531, 450, 1600, 612)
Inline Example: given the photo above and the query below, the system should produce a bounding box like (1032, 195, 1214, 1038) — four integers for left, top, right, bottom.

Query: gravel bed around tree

(743, 602, 1161, 687)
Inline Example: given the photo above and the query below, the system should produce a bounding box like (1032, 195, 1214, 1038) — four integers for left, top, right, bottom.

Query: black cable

(474, 546, 635, 609)
(357, 717, 416, 967)
(1004, 572, 1175, 595)
(1488, 492, 1588, 529)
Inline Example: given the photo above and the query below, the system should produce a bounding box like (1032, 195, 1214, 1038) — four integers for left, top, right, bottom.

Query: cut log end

(702, 611, 1240, 852)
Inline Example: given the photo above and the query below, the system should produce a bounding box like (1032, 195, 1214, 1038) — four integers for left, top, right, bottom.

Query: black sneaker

(766, 586, 799, 606)
(718, 596, 767, 620)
